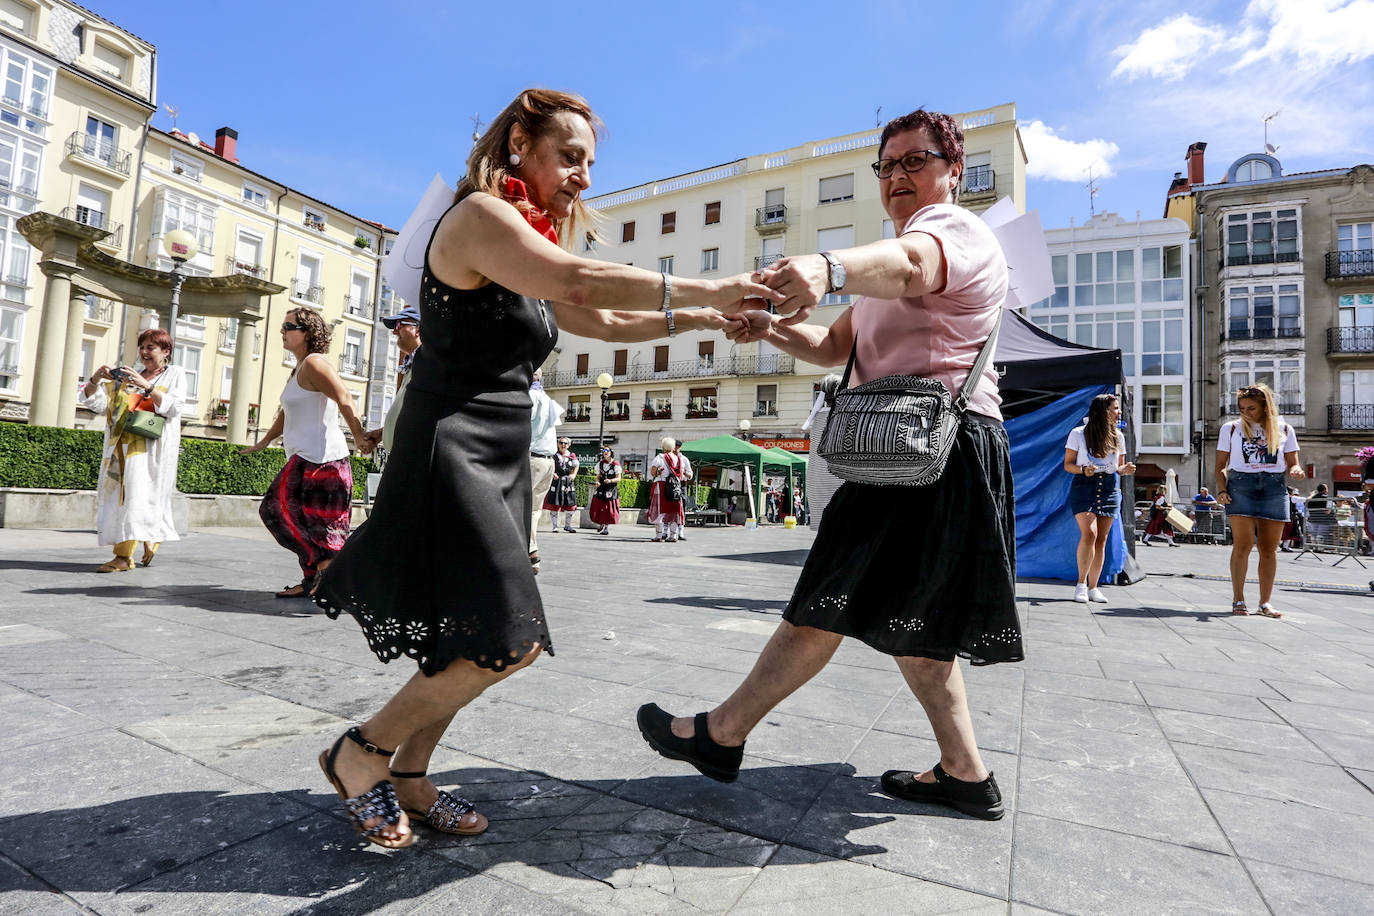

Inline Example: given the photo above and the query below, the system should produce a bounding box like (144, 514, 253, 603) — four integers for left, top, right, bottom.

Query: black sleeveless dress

(313, 216, 559, 674)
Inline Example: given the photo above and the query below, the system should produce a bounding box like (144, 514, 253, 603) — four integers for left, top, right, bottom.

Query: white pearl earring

(509, 153, 520, 166)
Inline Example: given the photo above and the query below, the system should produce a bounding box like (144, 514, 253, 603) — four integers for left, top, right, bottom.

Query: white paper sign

(383, 173, 455, 307)
(982, 204, 1054, 311)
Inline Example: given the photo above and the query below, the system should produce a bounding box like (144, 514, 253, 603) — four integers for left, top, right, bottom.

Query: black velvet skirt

(313, 387, 551, 674)
(784, 412, 1022, 665)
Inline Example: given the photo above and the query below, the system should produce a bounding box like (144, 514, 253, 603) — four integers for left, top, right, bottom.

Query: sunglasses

(281, 321, 306, 332)
(871, 149, 947, 179)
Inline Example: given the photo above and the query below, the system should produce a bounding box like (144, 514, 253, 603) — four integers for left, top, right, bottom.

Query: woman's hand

(709, 273, 787, 316)
(1083, 464, 1097, 478)
(678, 308, 731, 333)
(91, 365, 113, 383)
(1122, 461, 1137, 475)
(1288, 464, 1306, 478)
(238, 443, 264, 456)
(355, 433, 376, 456)
(725, 310, 774, 343)
(1216, 490, 1232, 505)
(758, 254, 829, 325)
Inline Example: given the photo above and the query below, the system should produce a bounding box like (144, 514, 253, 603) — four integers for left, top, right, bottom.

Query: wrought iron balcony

(543, 352, 794, 388)
(65, 131, 132, 176)
(1326, 250, 1374, 281)
(1223, 251, 1300, 268)
(755, 204, 788, 232)
(339, 356, 369, 378)
(344, 295, 372, 319)
(686, 396, 718, 419)
(603, 403, 631, 421)
(217, 324, 262, 355)
(963, 165, 995, 195)
(1327, 326, 1374, 354)
(564, 408, 592, 423)
(1221, 323, 1302, 342)
(754, 254, 783, 270)
(1328, 404, 1374, 430)
(754, 401, 778, 417)
(642, 405, 672, 420)
(292, 280, 324, 304)
(60, 206, 123, 248)
(226, 256, 265, 278)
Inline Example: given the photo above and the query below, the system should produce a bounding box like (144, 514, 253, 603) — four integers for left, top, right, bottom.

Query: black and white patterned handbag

(816, 312, 1002, 487)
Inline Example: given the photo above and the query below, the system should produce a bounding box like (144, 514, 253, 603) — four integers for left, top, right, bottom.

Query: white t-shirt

(1218, 419, 1298, 473)
(1065, 425, 1124, 472)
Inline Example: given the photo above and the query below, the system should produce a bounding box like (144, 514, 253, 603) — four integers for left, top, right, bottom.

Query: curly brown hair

(288, 308, 331, 355)
(879, 108, 965, 201)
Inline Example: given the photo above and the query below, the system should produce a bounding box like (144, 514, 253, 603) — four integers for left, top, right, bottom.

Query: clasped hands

(715, 254, 829, 343)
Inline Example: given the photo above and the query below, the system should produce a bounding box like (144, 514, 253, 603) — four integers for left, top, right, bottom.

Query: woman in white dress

(79, 327, 186, 572)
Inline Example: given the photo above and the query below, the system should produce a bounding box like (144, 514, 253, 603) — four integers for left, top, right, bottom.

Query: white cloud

(1232, 0, 1374, 71)
(1021, 121, 1120, 183)
(1111, 14, 1224, 81)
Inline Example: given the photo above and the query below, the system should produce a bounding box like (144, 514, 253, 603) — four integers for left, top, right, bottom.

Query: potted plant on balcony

(354, 235, 371, 249)
(642, 405, 656, 420)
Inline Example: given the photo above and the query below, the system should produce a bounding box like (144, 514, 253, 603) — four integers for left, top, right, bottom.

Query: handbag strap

(834, 307, 1004, 414)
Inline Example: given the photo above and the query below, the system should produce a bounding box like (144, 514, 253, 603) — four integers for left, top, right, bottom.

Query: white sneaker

(1073, 583, 1089, 603)
(1088, 587, 1108, 603)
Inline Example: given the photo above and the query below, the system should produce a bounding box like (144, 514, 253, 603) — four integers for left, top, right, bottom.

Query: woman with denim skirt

(1064, 393, 1136, 604)
(1215, 383, 1304, 617)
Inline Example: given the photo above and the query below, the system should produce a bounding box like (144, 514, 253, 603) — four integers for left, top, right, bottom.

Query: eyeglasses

(871, 149, 947, 179)
(281, 321, 306, 332)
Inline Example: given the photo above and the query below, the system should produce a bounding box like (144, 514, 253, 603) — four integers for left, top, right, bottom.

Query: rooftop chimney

(214, 126, 238, 163)
(1185, 141, 1206, 187)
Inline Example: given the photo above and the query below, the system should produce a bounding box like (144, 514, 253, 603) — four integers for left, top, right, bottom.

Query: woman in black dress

(542, 437, 580, 532)
(310, 88, 781, 848)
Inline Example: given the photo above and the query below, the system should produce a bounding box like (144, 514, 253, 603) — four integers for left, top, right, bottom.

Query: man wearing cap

(364, 306, 422, 455)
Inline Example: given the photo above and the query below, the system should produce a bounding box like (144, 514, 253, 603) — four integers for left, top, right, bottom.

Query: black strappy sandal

(318, 727, 414, 849)
(390, 770, 488, 836)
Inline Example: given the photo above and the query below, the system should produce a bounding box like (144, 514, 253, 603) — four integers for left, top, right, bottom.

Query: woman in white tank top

(241, 308, 373, 597)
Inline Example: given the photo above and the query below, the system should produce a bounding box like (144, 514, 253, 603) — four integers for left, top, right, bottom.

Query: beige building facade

(547, 104, 1026, 475)
(1166, 145, 1374, 496)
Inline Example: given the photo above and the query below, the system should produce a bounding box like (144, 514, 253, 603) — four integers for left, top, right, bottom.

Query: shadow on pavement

(19, 583, 322, 618)
(646, 595, 786, 615)
(0, 559, 102, 575)
(0, 763, 906, 906)
(706, 549, 811, 567)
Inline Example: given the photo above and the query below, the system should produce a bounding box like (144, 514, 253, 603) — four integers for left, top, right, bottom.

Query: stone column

(56, 289, 89, 427)
(27, 259, 81, 427)
(226, 316, 258, 444)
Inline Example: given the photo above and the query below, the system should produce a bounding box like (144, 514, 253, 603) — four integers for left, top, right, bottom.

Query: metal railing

(1326, 249, 1374, 280)
(292, 280, 324, 303)
(339, 355, 369, 377)
(225, 256, 265, 278)
(1328, 404, 1374, 430)
(1295, 507, 1367, 567)
(60, 207, 122, 248)
(963, 165, 995, 195)
(545, 353, 794, 388)
(217, 324, 261, 354)
(1222, 324, 1302, 341)
(686, 397, 718, 418)
(754, 401, 778, 417)
(642, 405, 673, 420)
(1328, 326, 1374, 354)
(603, 403, 631, 421)
(65, 131, 131, 176)
(564, 408, 592, 423)
(344, 295, 371, 319)
(754, 253, 783, 270)
(1224, 251, 1300, 268)
(756, 204, 787, 230)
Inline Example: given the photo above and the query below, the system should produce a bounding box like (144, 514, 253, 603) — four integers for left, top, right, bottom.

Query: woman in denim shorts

(1215, 384, 1304, 617)
(1064, 393, 1136, 604)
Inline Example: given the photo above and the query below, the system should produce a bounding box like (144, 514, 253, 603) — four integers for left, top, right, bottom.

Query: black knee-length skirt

(785, 412, 1022, 665)
(312, 388, 551, 674)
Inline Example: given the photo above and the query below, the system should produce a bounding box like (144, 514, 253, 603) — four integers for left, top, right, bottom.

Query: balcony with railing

(65, 131, 132, 177)
(754, 253, 783, 270)
(544, 353, 794, 388)
(1326, 249, 1374, 281)
(962, 165, 995, 197)
(603, 401, 631, 421)
(339, 355, 369, 378)
(755, 204, 788, 233)
(1221, 321, 1302, 342)
(642, 404, 672, 421)
(754, 400, 778, 418)
(685, 396, 718, 419)
(344, 295, 372, 320)
(1327, 326, 1374, 356)
(292, 280, 324, 304)
(1328, 404, 1374, 431)
(60, 206, 122, 249)
(217, 324, 262, 355)
(564, 406, 592, 423)
(225, 255, 266, 278)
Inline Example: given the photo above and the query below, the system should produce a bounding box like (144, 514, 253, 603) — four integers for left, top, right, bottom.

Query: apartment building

(1024, 212, 1193, 495)
(0, 0, 154, 417)
(1166, 143, 1374, 496)
(547, 103, 1026, 474)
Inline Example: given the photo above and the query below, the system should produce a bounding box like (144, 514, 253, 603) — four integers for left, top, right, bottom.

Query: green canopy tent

(676, 434, 774, 522)
(763, 447, 807, 519)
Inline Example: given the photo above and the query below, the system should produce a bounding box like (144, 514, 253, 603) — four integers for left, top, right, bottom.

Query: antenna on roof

(1263, 109, 1282, 154)
(163, 104, 179, 130)
(470, 112, 483, 145)
(1086, 164, 1101, 218)
(875, 106, 882, 128)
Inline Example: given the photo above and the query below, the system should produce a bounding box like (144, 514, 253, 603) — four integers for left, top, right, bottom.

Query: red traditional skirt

(645, 480, 685, 525)
(259, 455, 353, 579)
(1144, 507, 1169, 536)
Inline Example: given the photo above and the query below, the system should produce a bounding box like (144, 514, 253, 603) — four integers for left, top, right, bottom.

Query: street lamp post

(737, 418, 757, 522)
(596, 372, 613, 452)
(161, 228, 199, 348)
(737, 418, 751, 441)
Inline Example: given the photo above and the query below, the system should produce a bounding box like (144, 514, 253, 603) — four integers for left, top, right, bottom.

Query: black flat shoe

(880, 763, 1004, 820)
(636, 703, 743, 783)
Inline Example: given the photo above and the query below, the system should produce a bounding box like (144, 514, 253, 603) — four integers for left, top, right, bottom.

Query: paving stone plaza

(1, 523, 1372, 914)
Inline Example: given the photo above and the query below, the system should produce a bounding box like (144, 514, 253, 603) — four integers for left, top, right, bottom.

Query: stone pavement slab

(1, 528, 1372, 913)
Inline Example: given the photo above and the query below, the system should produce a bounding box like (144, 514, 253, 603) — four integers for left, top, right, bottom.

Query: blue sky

(111, 0, 1373, 232)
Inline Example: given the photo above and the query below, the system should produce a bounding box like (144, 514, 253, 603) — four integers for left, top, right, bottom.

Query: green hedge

(569, 469, 713, 510)
(0, 422, 376, 501)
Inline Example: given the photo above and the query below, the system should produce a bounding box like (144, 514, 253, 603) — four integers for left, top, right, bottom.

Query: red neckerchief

(664, 453, 681, 477)
(502, 177, 559, 244)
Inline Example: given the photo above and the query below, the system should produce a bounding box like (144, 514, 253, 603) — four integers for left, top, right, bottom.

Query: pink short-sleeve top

(848, 203, 1008, 420)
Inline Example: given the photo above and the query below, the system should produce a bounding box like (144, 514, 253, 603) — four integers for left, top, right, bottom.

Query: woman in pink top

(637, 108, 1019, 821)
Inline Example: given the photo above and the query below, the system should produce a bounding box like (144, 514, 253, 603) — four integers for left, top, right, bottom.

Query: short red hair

(137, 327, 173, 354)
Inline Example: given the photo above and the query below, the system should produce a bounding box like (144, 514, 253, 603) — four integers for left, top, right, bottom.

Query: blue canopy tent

(993, 311, 1142, 585)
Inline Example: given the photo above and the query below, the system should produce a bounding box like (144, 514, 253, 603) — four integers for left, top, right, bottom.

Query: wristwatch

(819, 251, 846, 293)
(664, 309, 676, 337)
